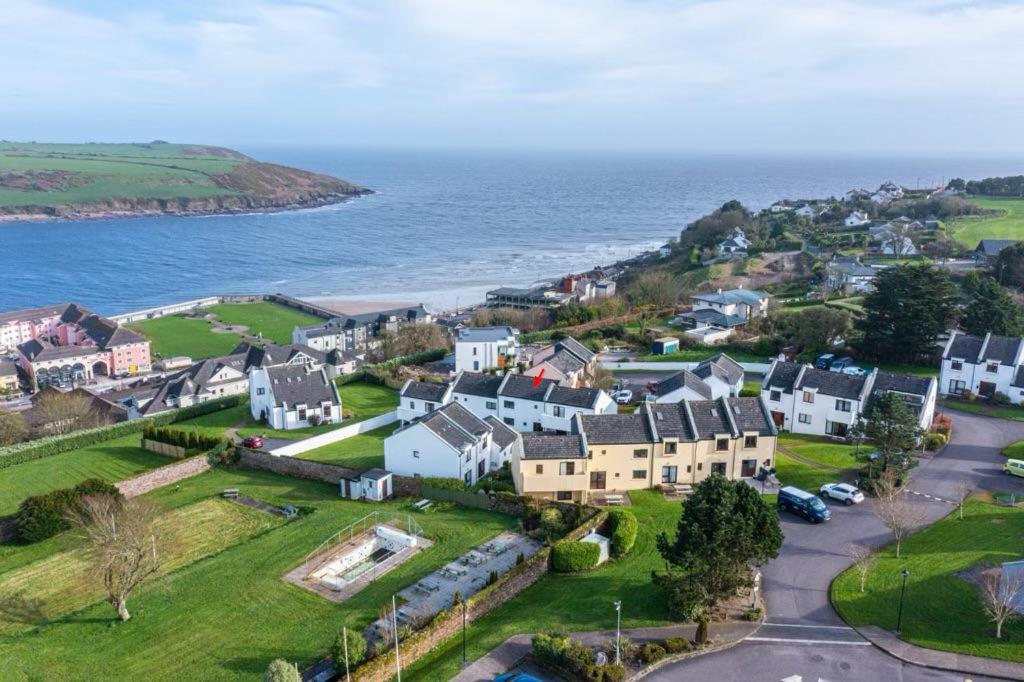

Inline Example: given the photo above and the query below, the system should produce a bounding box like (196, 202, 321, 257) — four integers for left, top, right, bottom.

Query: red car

(241, 435, 265, 449)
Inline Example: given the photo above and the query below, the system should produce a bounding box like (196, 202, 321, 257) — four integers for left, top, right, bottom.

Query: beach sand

(304, 297, 419, 315)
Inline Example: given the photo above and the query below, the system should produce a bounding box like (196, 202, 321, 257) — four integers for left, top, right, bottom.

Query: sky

(2, 0, 1024, 154)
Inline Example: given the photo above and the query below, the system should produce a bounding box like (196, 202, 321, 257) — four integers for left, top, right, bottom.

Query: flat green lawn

(778, 433, 866, 470)
(942, 400, 1024, 421)
(774, 452, 842, 491)
(0, 466, 516, 681)
(236, 419, 347, 442)
(633, 348, 766, 363)
(949, 197, 1024, 246)
(1002, 441, 1024, 458)
(406, 490, 683, 680)
(0, 434, 169, 515)
(127, 315, 243, 359)
(336, 381, 399, 421)
(741, 379, 762, 396)
(298, 424, 393, 470)
(206, 303, 321, 345)
(833, 501, 1024, 661)
(175, 402, 251, 438)
(875, 363, 938, 378)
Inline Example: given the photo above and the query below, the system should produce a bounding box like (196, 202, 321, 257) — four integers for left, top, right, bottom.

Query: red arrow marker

(532, 368, 545, 387)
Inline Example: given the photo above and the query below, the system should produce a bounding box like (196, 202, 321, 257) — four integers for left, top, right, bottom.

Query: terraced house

(511, 396, 777, 503)
(940, 331, 1024, 400)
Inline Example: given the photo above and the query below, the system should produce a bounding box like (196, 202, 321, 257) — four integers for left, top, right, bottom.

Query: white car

(819, 483, 865, 505)
(613, 389, 634, 404)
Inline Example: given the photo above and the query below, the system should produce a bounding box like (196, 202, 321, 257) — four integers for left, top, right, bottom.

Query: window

(425, 402, 434, 412)
(504, 417, 515, 426)
(798, 413, 812, 425)
(744, 435, 757, 448)
(588, 450, 593, 459)
(711, 462, 727, 475)
(716, 438, 729, 452)
(560, 461, 575, 476)
(256, 387, 265, 396)
(987, 362, 999, 373)
(557, 491, 573, 501)
(661, 466, 677, 483)
(535, 464, 544, 474)
(553, 405, 565, 418)
(632, 470, 646, 480)
(686, 465, 692, 473)
(503, 400, 515, 409)
(464, 471, 472, 485)
(665, 441, 677, 454)
(770, 390, 781, 402)
(412, 450, 420, 458)
(486, 401, 497, 410)
(633, 448, 648, 459)
(802, 391, 814, 404)
(697, 463, 703, 471)
(473, 347, 477, 355)
(465, 452, 471, 462)
(473, 361, 479, 371)
(835, 399, 851, 412)
(951, 360, 963, 371)
(298, 407, 307, 421)
(408, 400, 416, 409)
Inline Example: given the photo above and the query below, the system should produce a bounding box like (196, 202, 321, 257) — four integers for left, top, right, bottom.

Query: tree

(978, 564, 1024, 640)
(589, 365, 616, 391)
(626, 271, 677, 309)
(32, 389, 106, 435)
(774, 306, 851, 354)
(264, 659, 301, 682)
(857, 264, 957, 362)
(0, 408, 27, 446)
(993, 242, 1024, 289)
(540, 507, 565, 542)
(378, 323, 450, 361)
(871, 470, 927, 558)
(69, 495, 161, 621)
(331, 627, 367, 670)
(955, 478, 971, 521)
(655, 475, 783, 641)
(960, 274, 1024, 337)
(863, 392, 922, 470)
(846, 543, 875, 593)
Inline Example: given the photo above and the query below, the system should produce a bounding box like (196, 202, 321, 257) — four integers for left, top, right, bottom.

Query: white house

(825, 257, 878, 294)
(454, 326, 519, 373)
(717, 227, 752, 257)
(523, 337, 596, 388)
(249, 364, 342, 430)
(692, 353, 745, 397)
(844, 211, 870, 227)
(384, 402, 521, 485)
(652, 369, 713, 402)
(690, 288, 771, 321)
(141, 352, 249, 415)
(795, 204, 817, 218)
(843, 189, 871, 203)
(761, 360, 937, 437)
(940, 331, 1024, 400)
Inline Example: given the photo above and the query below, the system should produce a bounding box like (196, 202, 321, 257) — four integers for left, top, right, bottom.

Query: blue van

(813, 353, 835, 370)
(778, 486, 831, 523)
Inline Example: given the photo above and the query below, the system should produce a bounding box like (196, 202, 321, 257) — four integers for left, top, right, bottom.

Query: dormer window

(802, 391, 814, 404)
(951, 360, 963, 371)
(716, 438, 729, 451)
(987, 362, 999, 373)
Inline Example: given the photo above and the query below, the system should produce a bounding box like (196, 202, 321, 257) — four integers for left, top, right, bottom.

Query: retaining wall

(110, 291, 336, 325)
(268, 411, 399, 458)
(238, 449, 362, 484)
(115, 455, 211, 498)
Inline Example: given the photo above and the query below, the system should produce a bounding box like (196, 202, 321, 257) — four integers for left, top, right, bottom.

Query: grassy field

(0, 466, 516, 680)
(205, 303, 321, 345)
(949, 197, 1024, 246)
(832, 500, 1024, 661)
(406, 490, 684, 680)
(633, 348, 767, 363)
(176, 402, 251, 438)
(336, 381, 400, 421)
(298, 424, 393, 470)
(0, 434, 168, 515)
(127, 315, 243, 359)
(942, 400, 1024, 421)
(778, 433, 866, 470)
(773, 452, 842, 491)
(875, 362, 938, 378)
(1002, 441, 1024, 458)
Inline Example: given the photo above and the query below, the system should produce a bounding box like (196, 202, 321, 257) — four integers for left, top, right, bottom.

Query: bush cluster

(0, 395, 242, 470)
(550, 540, 600, 573)
(16, 478, 122, 543)
(923, 432, 947, 451)
(606, 508, 638, 558)
(639, 643, 667, 665)
(662, 637, 693, 654)
(533, 633, 624, 681)
(142, 424, 226, 451)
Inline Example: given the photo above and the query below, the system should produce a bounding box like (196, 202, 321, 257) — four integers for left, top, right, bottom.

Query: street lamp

(613, 601, 622, 665)
(896, 567, 910, 635)
(462, 600, 468, 666)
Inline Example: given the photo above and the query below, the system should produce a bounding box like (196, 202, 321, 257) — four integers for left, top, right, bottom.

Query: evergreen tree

(960, 273, 1024, 337)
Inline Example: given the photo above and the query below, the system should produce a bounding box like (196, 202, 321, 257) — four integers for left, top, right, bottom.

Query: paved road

(656, 407, 1022, 681)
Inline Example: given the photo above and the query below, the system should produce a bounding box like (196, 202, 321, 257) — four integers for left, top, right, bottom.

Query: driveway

(655, 406, 1021, 680)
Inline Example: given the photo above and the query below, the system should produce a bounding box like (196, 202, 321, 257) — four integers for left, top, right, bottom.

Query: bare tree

(846, 543, 876, 593)
(68, 495, 161, 622)
(33, 389, 106, 435)
(589, 364, 616, 391)
(978, 565, 1023, 639)
(954, 478, 972, 521)
(871, 471, 928, 558)
(0, 408, 27, 446)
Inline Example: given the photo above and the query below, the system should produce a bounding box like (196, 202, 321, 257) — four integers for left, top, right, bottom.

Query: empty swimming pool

(309, 525, 417, 591)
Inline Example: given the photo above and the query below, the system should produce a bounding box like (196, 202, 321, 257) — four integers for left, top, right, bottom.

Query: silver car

(819, 483, 865, 505)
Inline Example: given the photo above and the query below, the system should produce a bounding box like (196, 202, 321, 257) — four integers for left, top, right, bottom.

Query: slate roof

(655, 369, 713, 400)
(691, 288, 771, 306)
(456, 326, 517, 342)
(78, 314, 146, 348)
(485, 415, 520, 450)
(234, 342, 326, 371)
(400, 380, 449, 402)
(546, 385, 602, 409)
(1013, 366, 1024, 389)
(763, 360, 803, 393)
(420, 410, 478, 451)
(644, 402, 696, 441)
(982, 335, 1023, 365)
(544, 349, 586, 375)
(18, 339, 102, 362)
(0, 360, 17, 377)
(520, 433, 586, 460)
(577, 413, 655, 444)
(499, 373, 557, 402)
(265, 365, 338, 408)
(796, 366, 868, 401)
(452, 372, 505, 398)
(0, 303, 81, 326)
(555, 337, 595, 364)
(686, 398, 735, 438)
(676, 309, 747, 327)
(437, 401, 490, 437)
(693, 353, 744, 386)
(976, 239, 1019, 257)
(944, 332, 984, 361)
(361, 468, 390, 481)
(726, 397, 776, 436)
(873, 372, 933, 397)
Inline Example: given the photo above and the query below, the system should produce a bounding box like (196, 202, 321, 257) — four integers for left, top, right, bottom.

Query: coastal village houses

(292, 305, 431, 352)
(671, 288, 772, 343)
(454, 326, 520, 373)
(761, 359, 937, 437)
(651, 354, 745, 402)
(940, 331, 1024, 401)
(522, 336, 597, 388)
(825, 256, 878, 294)
(249, 363, 342, 430)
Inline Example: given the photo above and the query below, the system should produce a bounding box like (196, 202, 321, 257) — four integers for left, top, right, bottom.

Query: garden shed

(580, 529, 611, 565)
(340, 468, 393, 502)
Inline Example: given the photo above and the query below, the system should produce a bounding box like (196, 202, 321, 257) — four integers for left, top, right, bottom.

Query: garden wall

(116, 455, 211, 498)
(142, 439, 188, 458)
(268, 410, 398, 458)
(238, 449, 361, 484)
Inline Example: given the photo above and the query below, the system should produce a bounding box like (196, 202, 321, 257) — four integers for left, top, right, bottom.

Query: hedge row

(142, 425, 226, 451)
(0, 395, 243, 470)
(607, 508, 638, 558)
(550, 540, 600, 573)
(16, 478, 122, 543)
(532, 632, 624, 682)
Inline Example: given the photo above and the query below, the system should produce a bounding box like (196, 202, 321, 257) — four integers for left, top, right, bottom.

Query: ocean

(2, 147, 1021, 316)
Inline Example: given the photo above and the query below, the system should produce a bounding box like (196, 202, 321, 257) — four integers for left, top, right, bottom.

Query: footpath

(857, 626, 1024, 682)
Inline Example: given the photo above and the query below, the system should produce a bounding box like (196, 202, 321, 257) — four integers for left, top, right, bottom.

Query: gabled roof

(400, 380, 449, 402)
(264, 365, 338, 408)
(543, 349, 586, 375)
(656, 369, 712, 400)
(520, 433, 586, 460)
(675, 309, 747, 327)
(18, 339, 102, 362)
(691, 288, 771, 306)
(546, 385, 603, 409)
(456, 326, 517, 343)
(686, 398, 735, 438)
(944, 331, 984, 361)
(0, 303, 83, 326)
(975, 240, 1019, 257)
(438, 401, 490, 438)
(555, 337, 595, 364)
(234, 342, 326, 371)
(578, 413, 655, 444)
(451, 372, 505, 398)
(693, 353, 744, 386)
(763, 360, 803, 393)
(873, 372, 933, 398)
(726, 396, 777, 436)
(983, 335, 1023, 365)
(796, 366, 868, 401)
(485, 415, 520, 450)
(644, 402, 696, 441)
(499, 373, 557, 402)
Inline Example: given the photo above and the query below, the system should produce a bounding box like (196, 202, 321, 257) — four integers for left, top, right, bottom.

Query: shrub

(639, 643, 667, 665)
(331, 628, 367, 668)
(991, 391, 1011, 406)
(263, 658, 300, 682)
(532, 632, 570, 668)
(487, 570, 498, 585)
(584, 664, 626, 682)
(743, 607, 764, 622)
(516, 552, 525, 565)
(607, 508, 638, 558)
(551, 540, 600, 573)
(563, 640, 596, 672)
(923, 432, 947, 451)
(662, 637, 693, 654)
(16, 478, 123, 543)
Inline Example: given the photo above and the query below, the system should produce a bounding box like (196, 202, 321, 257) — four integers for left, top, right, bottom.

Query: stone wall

(238, 449, 361, 484)
(115, 455, 211, 498)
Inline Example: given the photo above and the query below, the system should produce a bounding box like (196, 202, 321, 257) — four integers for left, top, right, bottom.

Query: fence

(268, 410, 399, 457)
(301, 510, 425, 576)
(141, 439, 188, 458)
(419, 484, 493, 510)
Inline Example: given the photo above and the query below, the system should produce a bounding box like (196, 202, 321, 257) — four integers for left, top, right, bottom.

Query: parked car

(777, 485, 831, 523)
(828, 356, 855, 372)
(820, 482, 865, 505)
(613, 389, 634, 404)
(841, 366, 870, 377)
(814, 353, 835, 370)
(494, 674, 544, 682)
(1004, 458, 1024, 478)
(241, 435, 265, 449)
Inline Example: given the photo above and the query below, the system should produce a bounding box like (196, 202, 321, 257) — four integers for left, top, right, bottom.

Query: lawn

(778, 433, 866, 470)
(0, 466, 516, 680)
(0, 434, 169, 515)
(875, 362, 938, 378)
(832, 500, 1024, 661)
(405, 490, 684, 681)
(633, 348, 767, 363)
(336, 381, 400, 421)
(1002, 440, 1024, 459)
(236, 419, 348, 442)
(297, 424, 393, 470)
(127, 315, 243, 359)
(206, 303, 321, 345)
(948, 197, 1024, 247)
(773, 452, 842, 491)
(175, 402, 251, 438)
(942, 399, 1024, 421)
